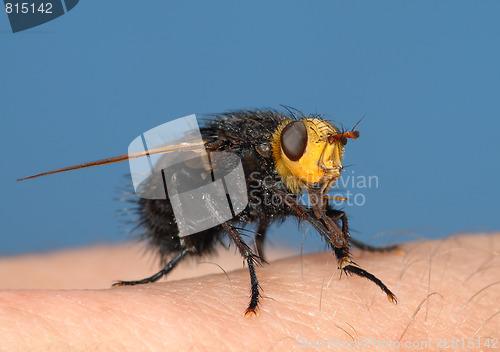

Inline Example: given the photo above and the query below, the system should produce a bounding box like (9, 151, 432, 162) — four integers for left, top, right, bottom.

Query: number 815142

(5, 2, 53, 14)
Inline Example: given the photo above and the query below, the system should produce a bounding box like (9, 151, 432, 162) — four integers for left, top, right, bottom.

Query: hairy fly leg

(271, 186, 350, 266)
(222, 223, 260, 316)
(349, 237, 399, 253)
(341, 262, 398, 304)
(254, 219, 270, 263)
(203, 192, 263, 316)
(305, 190, 353, 269)
(324, 210, 398, 303)
(272, 187, 397, 304)
(325, 207, 398, 253)
(221, 221, 262, 316)
(112, 248, 189, 286)
(320, 205, 398, 303)
(308, 190, 354, 270)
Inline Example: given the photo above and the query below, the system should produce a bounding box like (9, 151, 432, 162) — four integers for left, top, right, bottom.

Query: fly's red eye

(280, 121, 308, 161)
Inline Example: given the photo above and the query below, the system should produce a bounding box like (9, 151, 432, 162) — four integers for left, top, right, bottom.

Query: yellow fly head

(271, 117, 359, 194)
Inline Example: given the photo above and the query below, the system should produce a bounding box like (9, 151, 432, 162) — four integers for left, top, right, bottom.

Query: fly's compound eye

(280, 121, 308, 161)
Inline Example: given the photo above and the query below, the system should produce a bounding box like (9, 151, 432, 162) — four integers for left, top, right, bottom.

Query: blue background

(1, 1, 498, 255)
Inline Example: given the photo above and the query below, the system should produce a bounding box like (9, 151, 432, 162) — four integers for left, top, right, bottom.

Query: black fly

(18, 109, 398, 316)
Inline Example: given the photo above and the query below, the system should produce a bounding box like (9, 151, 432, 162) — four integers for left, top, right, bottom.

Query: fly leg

(271, 188, 340, 249)
(341, 260, 398, 304)
(203, 192, 263, 316)
(112, 248, 189, 286)
(323, 208, 398, 302)
(325, 207, 398, 253)
(255, 219, 270, 263)
(349, 237, 398, 252)
(272, 187, 397, 304)
(219, 220, 262, 316)
(309, 190, 352, 269)
(273, 187, 350, 267)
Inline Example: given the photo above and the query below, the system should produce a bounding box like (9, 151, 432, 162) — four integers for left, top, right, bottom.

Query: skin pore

(0, 233, 499, 351)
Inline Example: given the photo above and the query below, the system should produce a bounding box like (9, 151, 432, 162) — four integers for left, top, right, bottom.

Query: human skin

(0, 233, 499, 351)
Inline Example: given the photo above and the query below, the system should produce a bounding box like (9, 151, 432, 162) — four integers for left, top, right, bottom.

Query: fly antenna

(351, 114, 366, 131)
